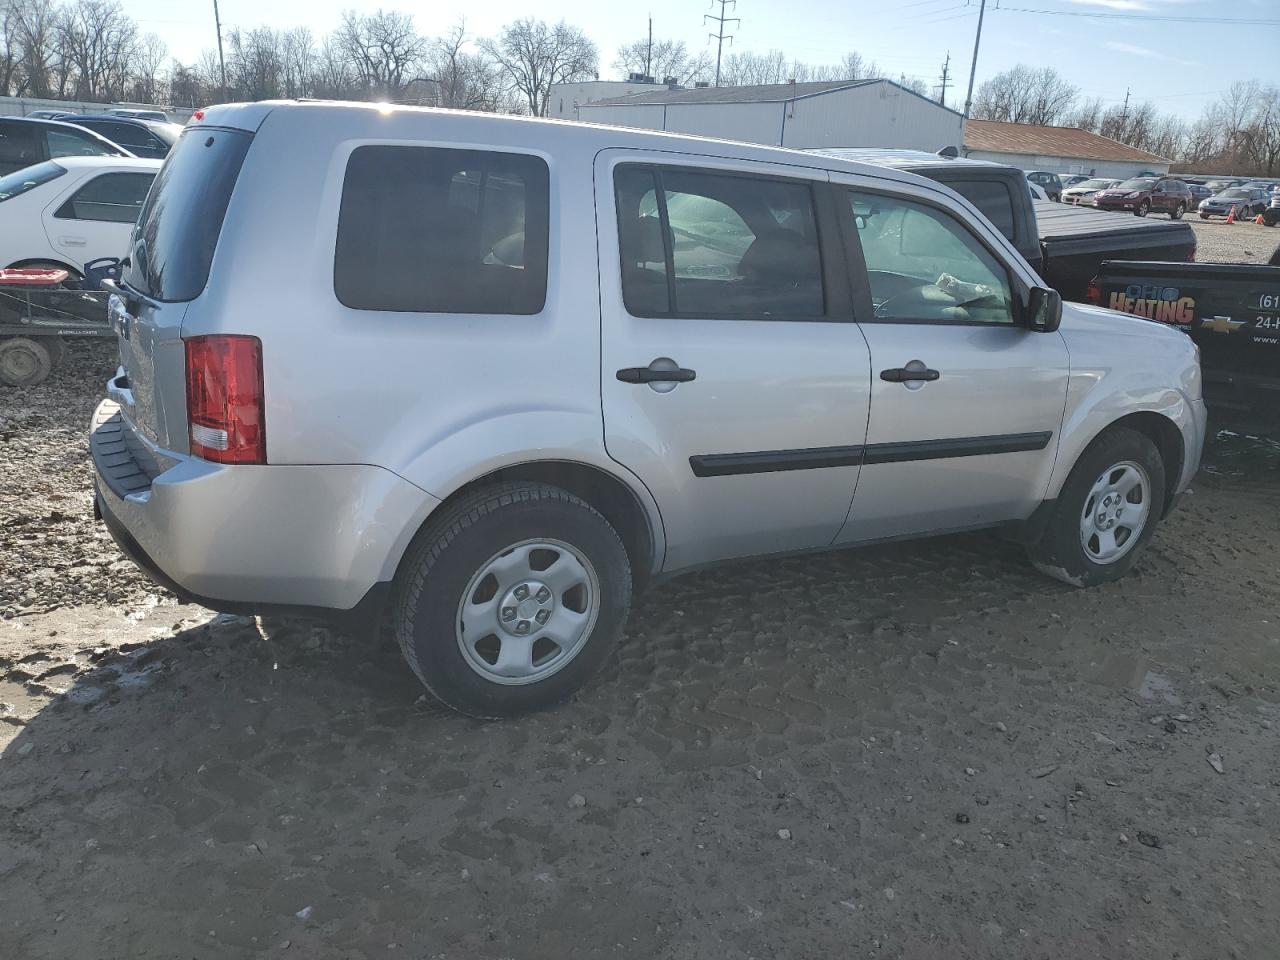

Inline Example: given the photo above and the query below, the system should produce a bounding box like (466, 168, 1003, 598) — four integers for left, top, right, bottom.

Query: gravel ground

(2, 333, 1279, 958)
(1186, 216, 1278, 265)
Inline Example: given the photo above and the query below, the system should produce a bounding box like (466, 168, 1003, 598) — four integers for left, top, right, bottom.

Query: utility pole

(937, 52, 952, 108)
(212, 0, 227, 99)
(962, 0, 987, 119)
(705, 0, 739, 88)
(645, 15, 653, 77)
(1118, 87, 1131, 139)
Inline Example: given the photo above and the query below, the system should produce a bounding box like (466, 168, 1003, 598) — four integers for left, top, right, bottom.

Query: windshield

(0, 161, 65, 202)
(124, 127, 251, 302)
(1219, 189, 1250, 199)
(1116, 178, 1155, 190)
(1076, 179, 1115, 189)
(146, 123, 182, 147)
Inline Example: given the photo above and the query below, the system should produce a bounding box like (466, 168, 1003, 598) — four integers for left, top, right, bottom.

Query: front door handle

(57, 236, 87, 247)
(880, 367, 940, 383)
(617, 363, 697, 384)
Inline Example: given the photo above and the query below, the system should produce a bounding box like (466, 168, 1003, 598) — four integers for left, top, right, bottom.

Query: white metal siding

(964, 149, 1169, 180)
(576, 81, 964, 152)
(783, 81, 964, 151)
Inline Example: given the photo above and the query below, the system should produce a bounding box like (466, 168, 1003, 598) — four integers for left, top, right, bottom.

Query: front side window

(54, 172, 155, 222)
(847, 190, 1016, 325)
(335, 145, 549, 314)
(45, 128, 113, 159)
(615, 165, 824, 319)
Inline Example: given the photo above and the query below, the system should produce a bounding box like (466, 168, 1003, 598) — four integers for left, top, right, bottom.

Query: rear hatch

(111, 125, 252, 451)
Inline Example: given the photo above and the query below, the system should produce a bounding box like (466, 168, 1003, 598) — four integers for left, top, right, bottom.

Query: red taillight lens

(1086, 278, 1101, 305)
(184, 335, 266, 464)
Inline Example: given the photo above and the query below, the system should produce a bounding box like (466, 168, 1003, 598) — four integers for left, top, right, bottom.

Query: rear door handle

(617, 364, 697, 384)
(880, 367, 940, 383)
(57, 236, 87, 247)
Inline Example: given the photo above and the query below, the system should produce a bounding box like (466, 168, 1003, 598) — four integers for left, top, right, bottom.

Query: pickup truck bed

(1091, 258, 1280, 426)
(1034, 200, 1196, 302)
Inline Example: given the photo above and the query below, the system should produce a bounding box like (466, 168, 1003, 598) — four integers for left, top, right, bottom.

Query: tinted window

(335, 145, 549, 314)
(125, 128, 251, 302)
(615, 166, 824, 319)
(848, 191, 1015, 325)
(55, 172, 155, 222)
(0, 161, 65, 202)
(944, 179, 1016, 242)
(0, 123, 41, 168)
(45, 127, 113, 159)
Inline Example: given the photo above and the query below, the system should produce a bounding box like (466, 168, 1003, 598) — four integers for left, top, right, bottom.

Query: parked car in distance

(1027, 170, 1063, 201)
(24, 109, 75, 120)
(1093, 176, 1192, 218)
(1028, 181, 1050, 201)
(1183, 181, 1213, 204)
(0, 116, 133, 175)
(1203, 179, 1243, 194)
(1198, 187, 1270, 219)
(1062, 174, 1091, 187)
(91, 102, 1206, 717)
(57, 115, 181, 159)
(107, 108, 171, 122)
(1061, 177, 1120, 205)
(0, 156, 160, 277)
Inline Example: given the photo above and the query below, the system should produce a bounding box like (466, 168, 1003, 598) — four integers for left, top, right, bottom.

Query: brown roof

(964, 119, 1168, 164)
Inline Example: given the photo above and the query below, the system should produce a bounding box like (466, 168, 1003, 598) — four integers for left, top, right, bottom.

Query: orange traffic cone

(1256, 214, 1266, 225)
(1226, 204, 1237, 224)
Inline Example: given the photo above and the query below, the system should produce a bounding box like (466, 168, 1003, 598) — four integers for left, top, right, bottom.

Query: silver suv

(92, 102, 1206, 716)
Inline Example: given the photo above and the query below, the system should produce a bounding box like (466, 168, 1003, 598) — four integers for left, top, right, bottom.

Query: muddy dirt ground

(2, 337, 1278, 959)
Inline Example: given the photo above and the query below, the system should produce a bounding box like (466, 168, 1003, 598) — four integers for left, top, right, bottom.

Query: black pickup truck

(1089, 251, 1280, 425)
(815, 150, 1198, 302)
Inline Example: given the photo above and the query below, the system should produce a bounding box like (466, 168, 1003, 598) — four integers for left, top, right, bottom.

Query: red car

(1092, 176, 1193, 219)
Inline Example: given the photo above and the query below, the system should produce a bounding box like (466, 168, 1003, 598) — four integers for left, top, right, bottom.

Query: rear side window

(125, 128, 252, 302)
(944, 179, 1017, 243)
(45, 128, 114, 159)
(335, 145, 549, 314)
(55, 172, 155, 222)
(0, 123, 41, 168)
(0, 161, 65, 202)
(614, 165, 825, 320)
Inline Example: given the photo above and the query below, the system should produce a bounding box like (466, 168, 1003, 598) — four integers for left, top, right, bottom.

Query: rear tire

(1199, 212, 1209, 220)
(393, 482, 632, 718)
(1027, 427, 1166, 588)
(1170, 202, 1185, 220)
(0, 337, 54, 387)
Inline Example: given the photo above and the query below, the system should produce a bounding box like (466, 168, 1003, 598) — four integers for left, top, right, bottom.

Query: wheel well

(441, 461, 658, 588)
(6, 257, 83, 279)
(1103, 412, 1184, 515)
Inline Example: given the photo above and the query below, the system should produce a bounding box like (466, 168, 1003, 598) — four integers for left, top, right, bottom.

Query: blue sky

(130, 0, 1279, 120)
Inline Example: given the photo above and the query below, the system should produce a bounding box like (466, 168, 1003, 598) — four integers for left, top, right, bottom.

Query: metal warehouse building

(963, 119, 1170, 180)
(571, 79, 965, 152)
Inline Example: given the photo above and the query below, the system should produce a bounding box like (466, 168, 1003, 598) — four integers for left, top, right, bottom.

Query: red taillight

(192, 109, 205, 122)
(184, 335, 265, 464)
(1086, 278, 1101, 305)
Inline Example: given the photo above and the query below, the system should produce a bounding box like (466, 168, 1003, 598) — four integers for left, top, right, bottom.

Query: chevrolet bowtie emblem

(1201, 315, 1244, 334)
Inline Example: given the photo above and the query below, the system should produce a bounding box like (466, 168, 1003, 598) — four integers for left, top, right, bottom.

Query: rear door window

(614, 165, 825, 320)
(334, 145, 550, 314)
(55, 172, 155, 222)
(124, 127, 252, 302)
(45, 128, 115, 159)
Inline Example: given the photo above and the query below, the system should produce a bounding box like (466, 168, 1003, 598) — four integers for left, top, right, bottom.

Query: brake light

(192, 109, 205, 122)
(184, 335, 266, 464)
(1086, 278, 1101, 305)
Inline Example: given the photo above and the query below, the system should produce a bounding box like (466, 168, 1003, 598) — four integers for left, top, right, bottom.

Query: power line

(704, 0, 740, 88)
(994, 5, 1278, 25)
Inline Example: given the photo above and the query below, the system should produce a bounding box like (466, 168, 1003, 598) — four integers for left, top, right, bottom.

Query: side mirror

(1027, 286, 1062, 333)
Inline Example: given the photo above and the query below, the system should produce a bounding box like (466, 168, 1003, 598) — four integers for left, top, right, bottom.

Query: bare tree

(428, 22, 503, 111)
(1067, 96, 1104, 133)
(130, 31, 166, 103)
(481, 18, 598, 117)
(10, 0, 60, 97)
(225, 27, 284, 101)
(311, 35, 357, 99)
(971, 65, 1078, 126)
(57, 0, 140, 100)
(613, 37, 712, 85)
(720, 49, 787, 86)
(334, 9, 427, 100)
(281, 27, 314, 98)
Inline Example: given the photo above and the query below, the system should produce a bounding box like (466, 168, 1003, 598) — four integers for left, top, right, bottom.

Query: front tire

(1136, 200, 1150, 217)
(393, 482, 632, 718)
(1027, 427, 1166, 587)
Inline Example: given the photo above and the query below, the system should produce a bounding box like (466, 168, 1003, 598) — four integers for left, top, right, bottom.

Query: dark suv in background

(1092, 176, 1192, 219)
(1026, 170, 1064, 201)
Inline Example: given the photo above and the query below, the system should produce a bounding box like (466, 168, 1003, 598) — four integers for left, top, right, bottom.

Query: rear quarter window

(942, 179, 1017, 244)
(334, 145, 550, 315)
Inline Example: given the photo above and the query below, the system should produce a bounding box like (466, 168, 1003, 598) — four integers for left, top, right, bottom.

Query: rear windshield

(0, 161, 65, 202)
(124, 127, 251, 302)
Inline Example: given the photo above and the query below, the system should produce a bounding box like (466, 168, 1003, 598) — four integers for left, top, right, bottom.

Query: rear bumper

(91, 398, 440, 610)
